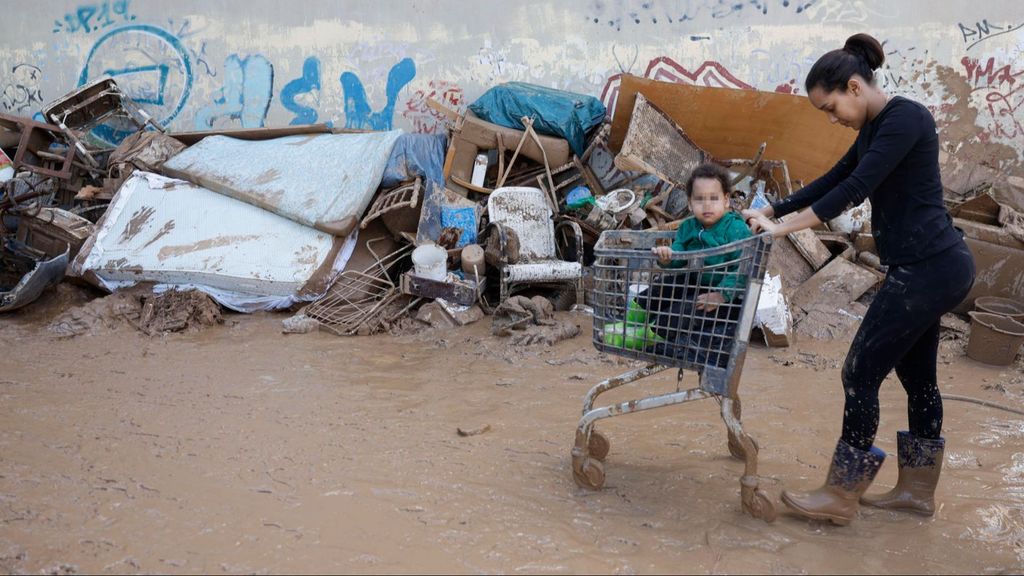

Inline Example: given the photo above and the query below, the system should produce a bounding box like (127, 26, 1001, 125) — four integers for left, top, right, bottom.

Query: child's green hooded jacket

(665, 211, 752, 303)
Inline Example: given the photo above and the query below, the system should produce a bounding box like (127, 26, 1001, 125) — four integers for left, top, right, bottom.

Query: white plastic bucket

(412, 244, 448, 281)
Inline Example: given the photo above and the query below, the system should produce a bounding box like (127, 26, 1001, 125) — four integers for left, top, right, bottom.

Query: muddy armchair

(485, 187, 584, 306)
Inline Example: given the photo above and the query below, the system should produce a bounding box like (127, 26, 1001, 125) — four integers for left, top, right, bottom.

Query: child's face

(690, 178, 730, 228)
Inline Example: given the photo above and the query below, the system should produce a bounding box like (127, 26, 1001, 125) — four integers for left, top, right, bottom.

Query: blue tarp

(380, 133, 448, 193)
(468, 82, 606, 158)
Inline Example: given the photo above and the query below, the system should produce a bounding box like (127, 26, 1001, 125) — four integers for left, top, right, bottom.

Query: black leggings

(841, 241, 975, 451)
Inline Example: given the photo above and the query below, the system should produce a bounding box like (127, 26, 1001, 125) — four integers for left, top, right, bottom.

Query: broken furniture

(608, 75, 856, 187)
(444, 111, 571, 197)
(0, 113, 78, 180)
(486, 186, 584, 305)
(14, 206, 94, 261)
(0, 239, 67, 313)
(304, 236, 415, 335)
(399, 272, 483, 307)
(360, 177, 421, 239)
(42, 77, 164, 170)
(614, 93, 708, 218)
(573, 230, 775, 523)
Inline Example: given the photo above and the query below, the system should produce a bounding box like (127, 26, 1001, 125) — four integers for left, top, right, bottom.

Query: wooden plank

(609, 75, 856, 186)
(169, 124, 333, 146)
(781, 215, 833, 271)
(790, 257, 879, 313)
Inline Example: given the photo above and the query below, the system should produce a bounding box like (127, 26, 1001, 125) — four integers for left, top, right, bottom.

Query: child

(608, 163, 752, 366)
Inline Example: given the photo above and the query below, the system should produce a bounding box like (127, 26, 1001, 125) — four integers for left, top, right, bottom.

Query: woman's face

(808, 77, 870, 130)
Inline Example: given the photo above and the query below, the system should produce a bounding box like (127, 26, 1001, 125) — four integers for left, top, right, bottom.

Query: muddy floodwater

(2, 299, 1023, 574)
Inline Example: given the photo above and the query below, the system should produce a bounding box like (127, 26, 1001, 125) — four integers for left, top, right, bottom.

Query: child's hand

(695, 292, 726, 312)
(651, 246, 673, 264)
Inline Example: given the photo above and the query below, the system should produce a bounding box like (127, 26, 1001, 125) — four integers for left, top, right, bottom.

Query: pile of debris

(2, 75, 1022, 355)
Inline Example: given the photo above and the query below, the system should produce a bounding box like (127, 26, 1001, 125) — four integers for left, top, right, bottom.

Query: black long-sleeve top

(771, 96, 962, 265)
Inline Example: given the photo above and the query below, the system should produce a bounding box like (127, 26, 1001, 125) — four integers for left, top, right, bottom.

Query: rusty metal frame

(303, 237, 414, 336)
(0, 113, 77, 180)
(42, 77, 164, 136)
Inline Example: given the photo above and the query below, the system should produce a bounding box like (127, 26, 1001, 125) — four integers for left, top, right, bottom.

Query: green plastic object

(566, 196, 596, 211)
(602, 300, 663, 350)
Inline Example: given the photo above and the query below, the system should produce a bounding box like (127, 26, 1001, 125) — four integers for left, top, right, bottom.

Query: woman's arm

(770, 143, 857, 219)
(746, 207, 823, 238)
(747, 102, 925, 238)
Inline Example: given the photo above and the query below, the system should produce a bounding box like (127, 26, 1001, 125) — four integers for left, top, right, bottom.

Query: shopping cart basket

(571, 229, 776, 522)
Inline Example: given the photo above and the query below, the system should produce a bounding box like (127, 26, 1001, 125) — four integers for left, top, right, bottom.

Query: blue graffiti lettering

(340, 58, 415, 130)
(194, 54, 274, 129)
(53, 0, 135, 34)
(101, 63, 169, 105)
(78, 23, 193, 144)
(281, 57, 321, 125)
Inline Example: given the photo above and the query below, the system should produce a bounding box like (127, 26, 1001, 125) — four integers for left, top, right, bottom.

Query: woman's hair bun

(844, 33, 885, 71)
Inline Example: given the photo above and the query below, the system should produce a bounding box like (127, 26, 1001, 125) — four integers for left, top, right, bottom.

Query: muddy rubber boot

(781, 439, 886, 526)
(860, 431, 944, 516)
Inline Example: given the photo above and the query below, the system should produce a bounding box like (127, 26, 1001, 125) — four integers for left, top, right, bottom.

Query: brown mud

(1, 299, 1023, 573)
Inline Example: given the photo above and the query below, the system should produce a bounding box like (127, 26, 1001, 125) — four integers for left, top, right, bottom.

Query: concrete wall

(2, 1, 1022, 177)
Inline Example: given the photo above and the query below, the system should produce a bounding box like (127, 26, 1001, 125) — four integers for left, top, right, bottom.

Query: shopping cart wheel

(588, 431, 610, 461)
(740, 476, 777, 523)
(572, 456, 606, 490)
(752, 490, 777, 523)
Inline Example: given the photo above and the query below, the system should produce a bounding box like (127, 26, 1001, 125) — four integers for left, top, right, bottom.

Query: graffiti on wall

(1, 64, 44, 114)
(193, 54, 274, 130)
(402, 80, 465, 134)
(68, 14, 417, 136)
(341, 58, 416, 131)
(53, 0, 135, 34)
(584, 0, 819, 31)
(958, 19, 1024, 52)
(600, 56, 755, 117)
(799, 0, 899, 23)
(77, 23, 193, 143)
(961, 57, 1024, 142)
(281, 57, 322, 125)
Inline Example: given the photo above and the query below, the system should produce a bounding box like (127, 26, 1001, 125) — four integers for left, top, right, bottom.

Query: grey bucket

(974, 296, 1024, 321)
(967, 311, 1024, 366)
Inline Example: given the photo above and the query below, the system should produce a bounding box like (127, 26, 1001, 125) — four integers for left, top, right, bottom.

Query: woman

(742, 33, 975, 526)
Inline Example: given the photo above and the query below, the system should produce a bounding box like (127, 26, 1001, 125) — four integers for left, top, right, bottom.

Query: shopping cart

(571, 229, 776, 522)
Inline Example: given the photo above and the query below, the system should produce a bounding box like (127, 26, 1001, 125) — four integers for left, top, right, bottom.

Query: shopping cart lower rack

(572, 229, 776, 522)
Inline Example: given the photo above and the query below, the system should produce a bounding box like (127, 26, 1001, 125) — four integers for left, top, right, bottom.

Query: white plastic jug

(412, 244, 448, 281)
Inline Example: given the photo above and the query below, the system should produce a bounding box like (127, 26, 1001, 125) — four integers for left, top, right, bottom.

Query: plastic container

(566, 186, 592, 206)
(411, 244, 448, 281)
(974, 296, 1024, 321)
(966, 311, 1024, 366)
(471, 154, 488, 187)
(461, 244, 486, 277)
